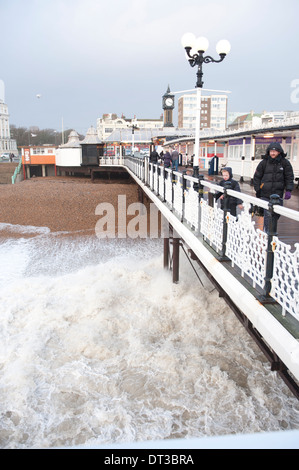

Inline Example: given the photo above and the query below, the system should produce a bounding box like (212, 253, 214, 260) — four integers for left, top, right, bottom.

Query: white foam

(0, 222, 50, 235)
(0, 234, 298, 449)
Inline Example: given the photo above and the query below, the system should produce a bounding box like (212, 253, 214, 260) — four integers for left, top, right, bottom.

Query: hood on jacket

(221, 167, 233, 179)
(265, 142, 286, 158)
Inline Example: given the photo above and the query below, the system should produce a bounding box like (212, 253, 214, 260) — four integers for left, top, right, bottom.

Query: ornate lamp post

(129, 121, 139, 156)
(181, 33, 231, 176)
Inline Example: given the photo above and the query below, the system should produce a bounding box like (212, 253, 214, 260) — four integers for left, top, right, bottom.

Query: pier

(99, 155, 299, 399)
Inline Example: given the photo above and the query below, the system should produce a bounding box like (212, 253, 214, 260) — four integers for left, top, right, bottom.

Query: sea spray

(0, 231, 298, 448)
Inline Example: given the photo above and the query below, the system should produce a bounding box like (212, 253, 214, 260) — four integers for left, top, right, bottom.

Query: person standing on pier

(163, 151, 172, 168)
(253, 142, 294, 233)
(149, 148, 159, 163)
(215, 167, 243, 216)
(171, 147, 179, 172)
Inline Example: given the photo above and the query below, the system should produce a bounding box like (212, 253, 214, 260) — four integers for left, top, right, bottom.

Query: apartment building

(178, 93, 228, 130)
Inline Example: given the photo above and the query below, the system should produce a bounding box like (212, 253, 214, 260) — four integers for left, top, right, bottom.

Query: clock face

(165, 97, 173, 107)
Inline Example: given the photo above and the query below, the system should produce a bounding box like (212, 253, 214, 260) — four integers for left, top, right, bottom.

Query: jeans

(172, 159, 179, 171)
(261, 197, 282, 234)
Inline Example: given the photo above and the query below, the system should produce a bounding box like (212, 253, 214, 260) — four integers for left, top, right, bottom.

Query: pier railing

(11, 159, 23, 184)
(99, 154, 299, 322)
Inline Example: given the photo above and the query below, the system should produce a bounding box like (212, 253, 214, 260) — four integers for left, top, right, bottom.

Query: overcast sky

(1, 0, 299, 135)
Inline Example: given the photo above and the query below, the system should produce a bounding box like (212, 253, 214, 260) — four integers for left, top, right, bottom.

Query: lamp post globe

(194, 36, 209, 53)
(181, 32, 196, 49)
(216, 39, 231, 56)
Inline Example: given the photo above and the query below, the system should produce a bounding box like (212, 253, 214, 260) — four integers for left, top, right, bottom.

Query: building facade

(0, 80, 18, 155)
(163, 115, 299, 180)
(178, 93, 228, 130)
(97, 113, 163, 141)
(21, 145, 56, 178)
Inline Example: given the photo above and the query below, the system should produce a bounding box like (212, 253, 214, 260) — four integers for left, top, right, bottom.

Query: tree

(10, 125, 85, 147)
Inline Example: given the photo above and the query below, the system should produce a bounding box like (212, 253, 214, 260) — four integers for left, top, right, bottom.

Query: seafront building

(97, 113, 163, 141)
(0, 80, 18, 156)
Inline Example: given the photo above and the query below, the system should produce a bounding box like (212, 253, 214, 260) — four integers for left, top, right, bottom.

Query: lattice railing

(124, 156, 299, 321)
(271, 238, 299, 320)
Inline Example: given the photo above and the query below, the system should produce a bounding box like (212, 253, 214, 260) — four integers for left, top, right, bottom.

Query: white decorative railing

(110, 155, 299, 322)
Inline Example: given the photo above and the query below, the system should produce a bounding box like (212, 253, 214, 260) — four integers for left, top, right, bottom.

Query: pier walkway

(99, 155, 299, 399)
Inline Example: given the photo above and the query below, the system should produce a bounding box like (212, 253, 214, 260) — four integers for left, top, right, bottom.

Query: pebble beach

(0, 176, 147, 238)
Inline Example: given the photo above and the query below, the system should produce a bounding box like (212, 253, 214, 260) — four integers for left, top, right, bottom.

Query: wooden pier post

(164, 237, 169, 269)
(172, 233, 180, 283)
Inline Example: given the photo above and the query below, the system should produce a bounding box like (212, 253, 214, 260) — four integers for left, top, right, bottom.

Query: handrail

(123, 155, 299, 322)
(11, 159, 22, 184)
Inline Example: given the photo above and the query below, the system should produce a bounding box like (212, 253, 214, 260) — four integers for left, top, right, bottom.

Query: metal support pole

(163, 168, 166, 202)
(171, 168, 174, 210)
(172, 234, 180, 283)
(181, 171, 187, 222)
(164, 236, 170, 269)
(193, 87, 202, 176)
(157, 165, 160, 196)
(240, 155, 245, 183)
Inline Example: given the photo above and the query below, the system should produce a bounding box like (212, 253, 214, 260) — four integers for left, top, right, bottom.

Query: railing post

(157, 165, 160, 196)
(198, 175, 204, 201)
(181, 171, 187, 222)
(259, 194, 281, 303)
(163, 168, 167, 202)
(196, 174, 204, 234)
(151, 162, 154, 190)
(171, 168, 174, 210)
(145, 156, 149, 186)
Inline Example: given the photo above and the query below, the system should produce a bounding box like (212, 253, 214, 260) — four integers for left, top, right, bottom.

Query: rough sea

(0, 222, 298, 449)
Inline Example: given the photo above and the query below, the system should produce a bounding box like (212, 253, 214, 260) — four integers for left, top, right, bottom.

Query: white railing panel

(173, 177, 182, 216)
(184, 187, 199, 230)
(226, 205, 268, 289)
(200, 199, 223, 252)
(271, 239, 299, 320)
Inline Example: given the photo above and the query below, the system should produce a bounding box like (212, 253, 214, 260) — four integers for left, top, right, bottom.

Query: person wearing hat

(215, 167, 243, 216)
(253, 142, 294, 233)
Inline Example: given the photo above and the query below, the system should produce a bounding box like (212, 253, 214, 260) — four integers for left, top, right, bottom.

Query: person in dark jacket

(163, 151, 172, 168)
(149, 149, 159, 163)
(215, 167, 243, 216)
(253, 142, 294, 233)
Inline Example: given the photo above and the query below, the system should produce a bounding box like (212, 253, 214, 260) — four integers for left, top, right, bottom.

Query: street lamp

(128, 121, 139, 156)
(181, 33, 231, 176)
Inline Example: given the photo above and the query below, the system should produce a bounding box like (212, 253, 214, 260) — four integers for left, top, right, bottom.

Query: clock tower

(162, 85, 174, 127)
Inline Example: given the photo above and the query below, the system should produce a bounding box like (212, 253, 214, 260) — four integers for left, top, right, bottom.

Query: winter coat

(149, 150, 159, 163)
(253, 144, 294, 199)
(215, 167, 242, 216)
(163, 151, 172, 168)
